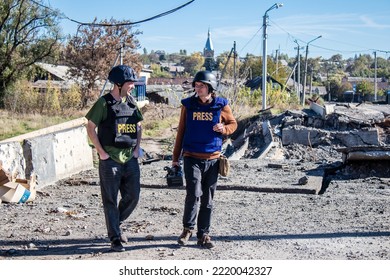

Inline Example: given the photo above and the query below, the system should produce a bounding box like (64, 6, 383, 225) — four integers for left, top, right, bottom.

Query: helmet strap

(116, 83, 123, 93)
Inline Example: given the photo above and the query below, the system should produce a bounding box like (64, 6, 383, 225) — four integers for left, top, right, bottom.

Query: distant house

(341, 76, 389, 93)
(156, 62, 185, 77)
(33, 62, 152, 99)
(33, 62, 77, 92)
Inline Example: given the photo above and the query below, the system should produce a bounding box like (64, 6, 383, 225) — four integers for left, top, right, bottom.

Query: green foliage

(0, 0, 62, 107)
(218, 81, 300, 121)
(236, 86, 261, 107)
(3, 80, 40, 114)
(150, 64, 172, 78)
(268, 88, 290, 107)
(59, 84, 82, 111)
(3, 79, 82, 115)
(182, 52, 205, 76)
(64, 18, 142, 107)
(356, 80, 374, 96)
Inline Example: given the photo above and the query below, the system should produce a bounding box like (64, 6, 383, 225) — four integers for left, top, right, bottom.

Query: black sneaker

(197, 234, 215, 249)
(111, 238, 125, 252)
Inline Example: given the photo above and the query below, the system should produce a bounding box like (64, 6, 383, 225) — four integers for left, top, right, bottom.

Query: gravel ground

(1, 103, 389, 262)
(1, 158, 389, 261)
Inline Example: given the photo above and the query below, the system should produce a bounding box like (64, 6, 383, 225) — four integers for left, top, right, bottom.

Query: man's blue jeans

(98, 157, 140, 241)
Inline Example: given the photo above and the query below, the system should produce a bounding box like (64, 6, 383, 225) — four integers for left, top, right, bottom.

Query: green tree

(356, 80, 374, 98)
(0, 0, 61, 107)
(239, 54, 262, 78)
(150, 63, 171, 78)
(348, 54, 373, 77)
(64, 18, 142, 107)
(216, 51, 242, 79)
(182, 52, 204, 76)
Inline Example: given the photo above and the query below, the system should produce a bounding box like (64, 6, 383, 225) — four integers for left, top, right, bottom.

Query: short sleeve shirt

(85, 96, 143, 164)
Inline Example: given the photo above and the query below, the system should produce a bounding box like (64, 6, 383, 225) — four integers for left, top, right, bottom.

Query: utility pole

(275, 47, 279, 75)
(262, 3, 283, 110)
(119, 40, 125, 64)
(217, 44, 235, 88)
(309, 70, 314, 98)
(302, 35, 321, 106)
(294, 40, 303, 102)
(233, 41, 237, 96)
(374, 51, 377, 101)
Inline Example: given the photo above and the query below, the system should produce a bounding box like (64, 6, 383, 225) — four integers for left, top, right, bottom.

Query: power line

(31, 0, 195, 28)
(269, 18, 389, 58)
(239, 26, 263, 55)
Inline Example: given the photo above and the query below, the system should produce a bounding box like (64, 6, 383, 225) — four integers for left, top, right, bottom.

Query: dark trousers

(99, 157, 140, 241)
(182, 156, 219, 239)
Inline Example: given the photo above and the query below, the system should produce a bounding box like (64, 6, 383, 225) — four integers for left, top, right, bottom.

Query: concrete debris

(228, 103, 389, 164)
(337, 146, 390, 163)
(298, 176, 309, 185)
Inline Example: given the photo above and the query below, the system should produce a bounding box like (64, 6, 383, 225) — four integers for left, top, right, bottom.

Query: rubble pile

(228, 102, 390, 178)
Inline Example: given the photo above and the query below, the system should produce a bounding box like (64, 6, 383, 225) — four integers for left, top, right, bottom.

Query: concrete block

(262, 120, 273, 144)
(310, 102, 326, 117)
(332, 128, 379, 147)
(0, 117, 93, 189)
(310, 102, 335, 118)
(25, 126, 93, 188)
(282, 126, 330, 146)
(282, 126, 379, 148)
(24, 136, 56, 188)
(0, 142, 26, 179)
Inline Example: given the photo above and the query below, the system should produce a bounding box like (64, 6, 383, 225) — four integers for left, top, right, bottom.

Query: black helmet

(192, 71, 217, 91)
(108, 65, 139, 85)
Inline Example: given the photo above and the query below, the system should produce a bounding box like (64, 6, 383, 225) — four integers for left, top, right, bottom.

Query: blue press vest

(182, 96, 228, 153)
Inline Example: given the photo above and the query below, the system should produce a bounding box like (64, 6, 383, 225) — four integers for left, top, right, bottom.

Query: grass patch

(0, 109, 86, 141)
(143, 116, 179, 138)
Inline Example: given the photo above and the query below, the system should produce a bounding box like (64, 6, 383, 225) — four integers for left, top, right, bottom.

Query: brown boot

(177, 228, 193, 245)
(197, 234, 215, 249)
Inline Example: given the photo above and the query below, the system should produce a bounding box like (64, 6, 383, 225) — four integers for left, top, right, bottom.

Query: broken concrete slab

(334, 104, 386, 124)
(310, 102, 335, 118)
(282, 126, 379, 147)
(337, 146, 390, 162)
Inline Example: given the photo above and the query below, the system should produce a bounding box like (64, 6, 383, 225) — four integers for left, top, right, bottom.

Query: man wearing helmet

(172, 70, 237, 249)
(86, 65, 143, 252)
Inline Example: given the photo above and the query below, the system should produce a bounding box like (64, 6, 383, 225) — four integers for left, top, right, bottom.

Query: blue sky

(47, 0, 390, 60)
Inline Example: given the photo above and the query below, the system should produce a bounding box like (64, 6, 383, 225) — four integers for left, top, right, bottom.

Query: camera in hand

(164, 165, 183, 187)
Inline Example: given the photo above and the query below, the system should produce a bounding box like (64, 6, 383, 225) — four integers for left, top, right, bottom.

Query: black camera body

(164, 165, 183, 187)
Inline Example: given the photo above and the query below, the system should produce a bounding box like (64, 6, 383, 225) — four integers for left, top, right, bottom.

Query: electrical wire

(268, 18, 389, 58)
(31, 0, 195, 28)
(238, 26, 263, 55)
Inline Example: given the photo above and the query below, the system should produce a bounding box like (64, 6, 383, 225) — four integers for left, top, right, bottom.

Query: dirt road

(1, 158, 389, 261)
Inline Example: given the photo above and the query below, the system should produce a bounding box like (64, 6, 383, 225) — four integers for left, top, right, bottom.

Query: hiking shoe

(111, 238, 125, 252)
(177, 228, 193, 245)
(120, 233, 128, 243)
(197, 235, 215, 249)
